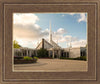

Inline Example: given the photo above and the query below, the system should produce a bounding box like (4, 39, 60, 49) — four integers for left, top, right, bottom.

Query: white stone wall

(14, 47, 81, 58)
(14, 48, 36, 57)
(69, 48, 80, 58)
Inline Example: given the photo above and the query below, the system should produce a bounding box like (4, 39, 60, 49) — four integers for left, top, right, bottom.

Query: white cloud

(13, 13, 39, 25)
(68, 13, 87, 22)
(62, 13, 75, 17)
(62, 14, 65, 17)
(68, 13, 75, 15)
(13, 13, 49, 40)
(78, 13, 87, 22)
(16, 39, 39, 48)
(71, 40, 87, 47)
(13, 24, 41, 40)
(57, 28, 67, 34)
(52, 31, 86, 48)
(52, 28, 67, 43)
(13, 13, 87, 48)
(13, 13, 49, 48)
(53, 34, 78, 43)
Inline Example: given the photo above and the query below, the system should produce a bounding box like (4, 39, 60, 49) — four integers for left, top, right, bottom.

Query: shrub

(14, 56, 23, 60)
(24, 56, 32, 60)
(74, 57, 80, 60)
(73, 56, 86, 61)
(60, 56, 87, 61)
(60, 57, 66, 59)
(37, 48, 48, 58)
(80, 56, 86, 61)
(33, 56, 38, 60)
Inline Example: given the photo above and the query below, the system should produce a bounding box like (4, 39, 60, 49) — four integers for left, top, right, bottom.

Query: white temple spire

(49, 21, 52, 42)
(70, 38, 72, 48)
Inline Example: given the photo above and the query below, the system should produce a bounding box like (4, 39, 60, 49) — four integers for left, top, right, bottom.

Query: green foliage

(74, 56, 86, 61)
(13, 40, 21, 48)
(80, 56, 86, 61)
(24, 56, 32, 60)
(60, 56, 87, 61)
(14, 56, 23, 60)
(37, 48, 48, 58)
(33, 56, 38, 60)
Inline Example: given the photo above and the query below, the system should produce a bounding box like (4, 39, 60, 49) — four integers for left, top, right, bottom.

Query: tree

(13, 40, 21, 48)
(37, 48, 48, 58)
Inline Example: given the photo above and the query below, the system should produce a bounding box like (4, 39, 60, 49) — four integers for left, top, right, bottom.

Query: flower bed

(14, 56, 38, 64)
(14, 59, 37, 64)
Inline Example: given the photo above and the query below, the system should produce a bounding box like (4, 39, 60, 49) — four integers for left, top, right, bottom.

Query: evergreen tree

(37, 48, 48, 58)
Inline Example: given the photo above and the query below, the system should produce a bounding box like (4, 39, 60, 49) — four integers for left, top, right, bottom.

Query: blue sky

(13, 13, 87, 48)
(35, 13, 87, 40)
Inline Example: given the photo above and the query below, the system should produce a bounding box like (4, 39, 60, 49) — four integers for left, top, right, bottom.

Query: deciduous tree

(13, 40, 21, 48)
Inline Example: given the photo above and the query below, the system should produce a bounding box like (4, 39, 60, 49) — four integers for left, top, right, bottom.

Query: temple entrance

(54, 50, 59, 58)
(54, 55, 57, 58)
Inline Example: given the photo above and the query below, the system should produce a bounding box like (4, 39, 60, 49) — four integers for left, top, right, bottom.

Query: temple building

(14, 22, 86, 58)
(35, 22, 67, 58)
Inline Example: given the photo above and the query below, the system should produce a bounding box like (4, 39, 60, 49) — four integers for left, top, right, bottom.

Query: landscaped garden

(14, 56, 38, 64)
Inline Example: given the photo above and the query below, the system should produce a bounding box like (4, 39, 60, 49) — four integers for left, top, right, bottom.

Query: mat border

(4, 3, 96, 80)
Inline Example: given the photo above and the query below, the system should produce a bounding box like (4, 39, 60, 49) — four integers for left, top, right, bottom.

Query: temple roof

(36, 38, 61, 50)
(36, 22, 61, 50)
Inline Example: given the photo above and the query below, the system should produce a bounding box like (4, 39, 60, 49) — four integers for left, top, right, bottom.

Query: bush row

(14, 56, 38, 64)
(14, 56, 38, 61)
(60, 56, 86, 61)
(74, 56, 86, 61)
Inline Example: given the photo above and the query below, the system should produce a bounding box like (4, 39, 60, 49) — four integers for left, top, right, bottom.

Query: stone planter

(14, 59, 37, 64)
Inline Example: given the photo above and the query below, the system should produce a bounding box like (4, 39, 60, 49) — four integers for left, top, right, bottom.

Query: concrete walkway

(14, 59, 88, 72)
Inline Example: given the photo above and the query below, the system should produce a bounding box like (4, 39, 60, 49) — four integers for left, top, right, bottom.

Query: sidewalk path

(14, 59, 87, 72)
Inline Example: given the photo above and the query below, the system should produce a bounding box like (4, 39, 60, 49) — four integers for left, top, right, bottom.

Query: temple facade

(14, 22, 86, 58)
(14, 46, 86, 58)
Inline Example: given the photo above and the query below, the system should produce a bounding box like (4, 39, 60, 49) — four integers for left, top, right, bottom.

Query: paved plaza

(14, 59, 87, 72)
